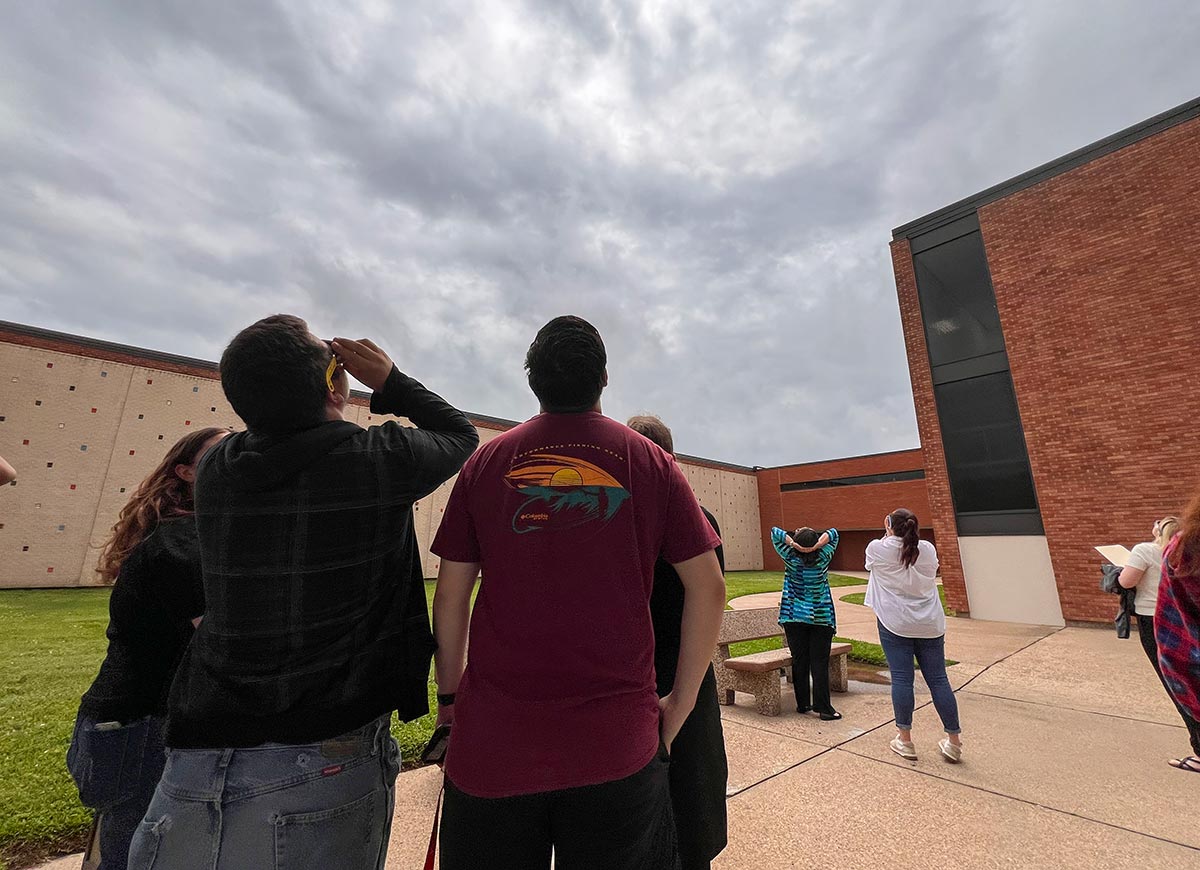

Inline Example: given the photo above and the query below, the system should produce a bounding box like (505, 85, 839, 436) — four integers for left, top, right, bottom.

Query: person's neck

(539, 401, 602, 414)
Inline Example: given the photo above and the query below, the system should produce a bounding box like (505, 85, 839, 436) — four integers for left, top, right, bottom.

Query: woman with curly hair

(67, 426, 228, 870)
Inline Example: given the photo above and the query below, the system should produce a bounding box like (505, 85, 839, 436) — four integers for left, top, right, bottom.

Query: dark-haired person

(865, 508, 962, 763)
(1120, 516, 1200, 767)
(432, 316, 726, 870)
(67, 427, 229, 870)
(1157, 491, 1200, 773)
(130, 316, 477, 870)
(0, 454, 15, 485)
(771, 525, 841, 720)
(627, 414, 728, 870)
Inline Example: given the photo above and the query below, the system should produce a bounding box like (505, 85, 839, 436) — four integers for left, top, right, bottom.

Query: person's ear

(175, 463, 196, 483)
(325, 384, 347, 414)
(602, 369, 609, 388)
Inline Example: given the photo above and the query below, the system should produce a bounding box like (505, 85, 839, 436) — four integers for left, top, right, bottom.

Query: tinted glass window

(913, 232, 1005, 366)
(934, 373, 1038, 514)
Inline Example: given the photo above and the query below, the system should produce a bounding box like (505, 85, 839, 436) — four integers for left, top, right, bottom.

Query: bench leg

(751, 672, 781, 716)
(830, 654, 848, 693)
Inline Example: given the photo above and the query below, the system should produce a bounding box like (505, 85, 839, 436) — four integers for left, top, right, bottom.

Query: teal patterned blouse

(772, 527, 839, 629)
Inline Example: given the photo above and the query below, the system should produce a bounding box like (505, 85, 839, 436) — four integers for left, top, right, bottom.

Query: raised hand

(330, 338, 395, 392)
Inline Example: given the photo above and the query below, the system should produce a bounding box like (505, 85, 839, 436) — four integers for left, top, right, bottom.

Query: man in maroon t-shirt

(431, 316, 727, 870)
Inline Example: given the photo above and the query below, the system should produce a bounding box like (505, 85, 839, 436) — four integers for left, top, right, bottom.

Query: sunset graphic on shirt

(505, 451, 630, 534)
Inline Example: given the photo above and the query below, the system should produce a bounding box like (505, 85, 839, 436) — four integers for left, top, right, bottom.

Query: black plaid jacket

(166, 368, 478, 748)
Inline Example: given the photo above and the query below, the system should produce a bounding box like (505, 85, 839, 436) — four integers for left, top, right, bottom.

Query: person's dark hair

(97, 427, 230, 584)
(220, 315, 331, 435)
(793, 526, 821, 566)
(889, 508, 921, 568)
(524, 316, 606, 413)
(627, 415, 673, 455)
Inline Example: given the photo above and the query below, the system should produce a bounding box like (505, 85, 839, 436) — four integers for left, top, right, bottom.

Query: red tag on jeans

(322, 764, 344, 776)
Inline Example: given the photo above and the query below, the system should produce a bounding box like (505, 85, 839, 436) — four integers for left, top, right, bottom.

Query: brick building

(0, 321, 763, 587)
(756, 449, 934, 573)
(891, 96, 1200, 625)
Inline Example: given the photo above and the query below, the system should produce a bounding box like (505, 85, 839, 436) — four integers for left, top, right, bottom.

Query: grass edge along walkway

(1, 570, 824, 868)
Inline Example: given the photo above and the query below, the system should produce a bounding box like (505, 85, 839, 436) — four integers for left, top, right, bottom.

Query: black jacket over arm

(166, 368, 478, 748)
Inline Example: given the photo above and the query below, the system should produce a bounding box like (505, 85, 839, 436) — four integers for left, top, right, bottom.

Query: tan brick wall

(0, 333, 762, 585)
(977, 115, 1200, 623)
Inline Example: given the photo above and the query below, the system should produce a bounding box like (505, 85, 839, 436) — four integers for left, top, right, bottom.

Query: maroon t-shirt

(431, 411, 721, 798)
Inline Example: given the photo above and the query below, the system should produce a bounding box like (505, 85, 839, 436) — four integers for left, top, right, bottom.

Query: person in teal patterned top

(771, 526, 841, 719)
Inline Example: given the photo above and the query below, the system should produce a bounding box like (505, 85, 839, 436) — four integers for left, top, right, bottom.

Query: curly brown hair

(96, 427, 229, 584)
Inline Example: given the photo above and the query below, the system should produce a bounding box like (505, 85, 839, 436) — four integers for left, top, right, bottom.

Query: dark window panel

(781, 470, 925, 492)
(913, 231, 1006, 367)
(934, 373, 1039, 515)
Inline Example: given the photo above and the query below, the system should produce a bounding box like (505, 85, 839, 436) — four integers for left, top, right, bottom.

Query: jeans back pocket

(273, 790, 382, 870)
(69, 716, 151, 810)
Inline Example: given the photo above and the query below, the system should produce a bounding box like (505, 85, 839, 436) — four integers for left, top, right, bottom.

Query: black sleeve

(367, 366, 480, 502)
(702, 507, 725, 575)
(138, 519, 205, 623)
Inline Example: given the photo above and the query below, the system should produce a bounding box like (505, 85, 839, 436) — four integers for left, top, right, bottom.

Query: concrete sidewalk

(383, 618, 1199, 869)
(40, 618, 1199, 870)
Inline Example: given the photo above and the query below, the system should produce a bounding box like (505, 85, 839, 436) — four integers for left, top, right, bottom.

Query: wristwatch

(436, 692, 456, 707)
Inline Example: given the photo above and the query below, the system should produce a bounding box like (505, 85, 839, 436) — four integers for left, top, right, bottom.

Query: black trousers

(440, 747, 679, 870)
(783, 622, 836, 714)
(658, 666, 727, 870)
(1137, 614, 1200, 755)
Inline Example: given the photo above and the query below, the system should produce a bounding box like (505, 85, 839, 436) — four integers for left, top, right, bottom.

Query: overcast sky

(2, 1, 1197, 466)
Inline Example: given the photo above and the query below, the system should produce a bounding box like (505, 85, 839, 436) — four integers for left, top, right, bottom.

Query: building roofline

(1, 319, 757, 467)
(892, 95, 1200, 241)
(675, 452, 755, 474)
(754, 446, 923, 472)
(0, 319, 524, 431)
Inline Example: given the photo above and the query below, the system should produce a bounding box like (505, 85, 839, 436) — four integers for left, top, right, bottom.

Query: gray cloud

(2, 0, 1198, 465)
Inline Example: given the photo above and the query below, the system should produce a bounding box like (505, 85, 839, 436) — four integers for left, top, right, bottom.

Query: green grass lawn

(840, 584, 954, 617)
(722, 571, 888, 666)
(0, 571, 854, 867)
(0, 583, 460, 870)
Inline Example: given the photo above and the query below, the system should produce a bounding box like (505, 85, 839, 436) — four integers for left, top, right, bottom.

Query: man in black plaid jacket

(129, 314, 478, 870)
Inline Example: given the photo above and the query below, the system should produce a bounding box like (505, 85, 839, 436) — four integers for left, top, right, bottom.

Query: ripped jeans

(127, 715, 398, 870)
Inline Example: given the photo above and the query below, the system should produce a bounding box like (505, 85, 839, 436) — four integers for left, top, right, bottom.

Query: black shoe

(818, 710, 842, 721)
(797, 705, 812, 714)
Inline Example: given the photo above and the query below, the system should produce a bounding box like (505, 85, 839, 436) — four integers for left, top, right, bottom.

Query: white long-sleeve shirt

(864, 536, 944, 638)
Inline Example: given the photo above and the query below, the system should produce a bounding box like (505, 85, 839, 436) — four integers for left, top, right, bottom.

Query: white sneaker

(890, 735, 917, 760)
(939, 738, 963, 763)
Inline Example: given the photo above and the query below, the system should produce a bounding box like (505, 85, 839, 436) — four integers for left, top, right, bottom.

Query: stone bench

(714, 607, 851, 716)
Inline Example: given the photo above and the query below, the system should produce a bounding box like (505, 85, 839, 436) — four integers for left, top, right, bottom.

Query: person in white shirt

(865, 508, 963, 763)
(1118, 515, 1200, 767)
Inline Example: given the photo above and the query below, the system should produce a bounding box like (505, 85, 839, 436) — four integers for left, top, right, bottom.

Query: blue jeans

(67, 714, 168, 870)
(127, 715, 399, 870)
(876, 621, 961, 734)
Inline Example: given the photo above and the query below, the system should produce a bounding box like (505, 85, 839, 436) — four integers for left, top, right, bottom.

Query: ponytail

(890, 508, 921, 568)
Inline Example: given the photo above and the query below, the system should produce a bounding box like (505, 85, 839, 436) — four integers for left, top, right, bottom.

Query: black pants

(659, 666, 727, 870)
(1137, 614, 1200, 755)
(440, 747, 679, 870)
(783, 622, 835, 714)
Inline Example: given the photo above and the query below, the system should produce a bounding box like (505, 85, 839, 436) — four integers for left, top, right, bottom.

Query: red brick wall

(756, 449, 934, 574)
(976, 115, 1200, 623)
(889, 243, 971, 615)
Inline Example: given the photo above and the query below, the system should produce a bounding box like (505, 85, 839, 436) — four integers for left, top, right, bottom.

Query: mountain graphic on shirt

(504, 452, 631, 534)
